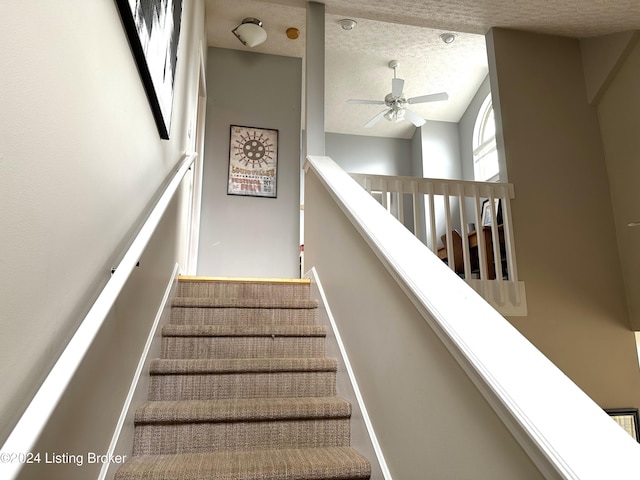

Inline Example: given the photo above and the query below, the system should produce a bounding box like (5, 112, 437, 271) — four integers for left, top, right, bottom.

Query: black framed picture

(606, 408, 640, 442)
(115, 0, 183, 139)
(481, 198, 503, 226)
(227, 125, 278, 198)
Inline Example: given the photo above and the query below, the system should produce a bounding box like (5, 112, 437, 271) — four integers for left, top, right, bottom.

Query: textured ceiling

(205, 0, 640, 138)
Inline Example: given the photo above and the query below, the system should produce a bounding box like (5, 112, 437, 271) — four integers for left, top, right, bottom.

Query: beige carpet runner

(115, 277, 371, 480)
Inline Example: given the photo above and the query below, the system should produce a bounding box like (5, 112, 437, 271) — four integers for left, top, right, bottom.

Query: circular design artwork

(228, 125, 278, 197)
(243, 140, 266, 163)
(232, 130, 275, 168)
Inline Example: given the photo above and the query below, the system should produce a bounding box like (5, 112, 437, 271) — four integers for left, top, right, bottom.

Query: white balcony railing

(350, 173, 526, 315)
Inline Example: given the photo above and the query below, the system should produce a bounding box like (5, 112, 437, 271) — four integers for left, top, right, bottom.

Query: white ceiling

(204, 0, 640, 139)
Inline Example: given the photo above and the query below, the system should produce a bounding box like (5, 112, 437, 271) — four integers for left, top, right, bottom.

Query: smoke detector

(338, 19, 357, 31)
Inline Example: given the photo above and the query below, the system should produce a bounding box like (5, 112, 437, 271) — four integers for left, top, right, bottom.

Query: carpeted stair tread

(148, 371, 337, 400)
(160, 337, 326, 360)
(169, 306, 318, 326)
(150, 358, 338, 375)
(135, 397, 351, 424)
(172, 297, 319, 309)
(162, 324, 327, 337)
(114, 446, 371, 480)
(176, 280, 312, 303)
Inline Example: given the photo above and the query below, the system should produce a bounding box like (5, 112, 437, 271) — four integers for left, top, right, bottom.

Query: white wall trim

(185, 46, 207, 276)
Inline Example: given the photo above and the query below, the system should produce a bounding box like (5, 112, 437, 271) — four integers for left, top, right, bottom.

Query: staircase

(115, 277, 371, 480)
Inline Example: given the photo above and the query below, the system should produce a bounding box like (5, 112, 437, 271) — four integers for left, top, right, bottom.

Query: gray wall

(0, 0, 206, 452)
(198, 47, 302, 278)
(487, 28, 640, 412)
(420, 121, 462, 180)
(326, 132, 412, 175)
(459, 76, 492, 181)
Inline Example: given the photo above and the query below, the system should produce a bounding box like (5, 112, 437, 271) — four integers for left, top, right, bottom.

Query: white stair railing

(350, 173, 526, 315)
(305, 155, 640, 479)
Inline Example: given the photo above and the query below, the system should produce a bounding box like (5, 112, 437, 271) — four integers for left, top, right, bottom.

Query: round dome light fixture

(232, 18, 267, 47)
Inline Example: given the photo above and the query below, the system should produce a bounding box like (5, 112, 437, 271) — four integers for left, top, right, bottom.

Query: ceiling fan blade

(364, 109, 389, 128)
(403, 108, 426, 127)
(407, 92, 449, 104)
(392, 78, 405, 97)
(347, 99, 386, 105)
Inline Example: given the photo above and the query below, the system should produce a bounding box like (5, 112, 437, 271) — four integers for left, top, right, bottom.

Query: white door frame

(185, 47, 207, 275)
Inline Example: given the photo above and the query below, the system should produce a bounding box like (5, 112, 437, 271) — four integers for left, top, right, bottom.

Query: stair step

(172, 297, 318, 309)
(162, 324, 326, 337)
(133, 397, 352, 455)
(161, 328, 326, 359)
(176, 277, 312, 302)
(150, 358, 338, 375)
(170, 305, 318, 326)
(148, 359, 337, 401)
(135, 396, 351, 423)
(115, 447, 371, 480)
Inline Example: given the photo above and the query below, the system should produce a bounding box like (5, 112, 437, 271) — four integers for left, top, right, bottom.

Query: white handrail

(0, 153, 196, 480)
(305, 155, 640, 479)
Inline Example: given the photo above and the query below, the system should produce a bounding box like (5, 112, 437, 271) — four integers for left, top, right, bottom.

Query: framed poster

(115, 0, 183, 139)
(228, 125, 278, 198)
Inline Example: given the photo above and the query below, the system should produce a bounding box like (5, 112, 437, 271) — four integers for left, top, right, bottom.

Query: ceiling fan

(347, 60, 449, 128)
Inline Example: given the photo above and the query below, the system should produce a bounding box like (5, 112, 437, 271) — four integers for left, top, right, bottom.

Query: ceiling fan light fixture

(338, 19, 357, 31)
(384, 108, 405, 123)
(440, 32, 457, 44)
(232, 18, 267, 47)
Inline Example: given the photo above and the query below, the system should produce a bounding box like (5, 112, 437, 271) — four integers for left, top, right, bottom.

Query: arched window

(473, 93, 499, 182)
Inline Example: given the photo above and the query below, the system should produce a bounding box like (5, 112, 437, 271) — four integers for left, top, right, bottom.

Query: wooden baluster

(397, 178, 405, 227)
(501, 185, 519, 284)
(473, 186, 489, 280)
(443, 184, 456, 273)
(381, 179, 388, 211)
(427, 182, 437, 252)
(487, 191, 503, 282)
(458, 183, 472, 278)
(411, 180, 421, 243)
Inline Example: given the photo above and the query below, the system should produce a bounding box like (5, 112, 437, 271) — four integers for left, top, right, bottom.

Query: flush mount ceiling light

(232, 18, 267, 47)
(439, 32, 457, 44)
(338, 19, 357, 31)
